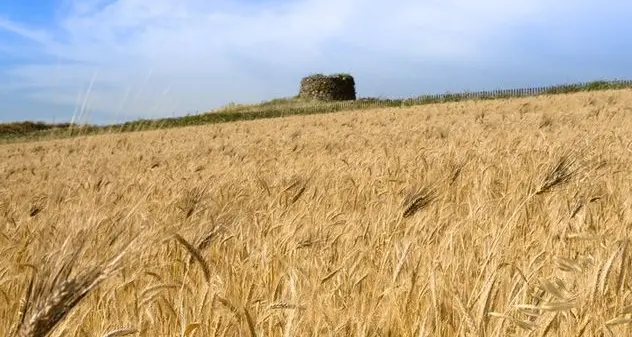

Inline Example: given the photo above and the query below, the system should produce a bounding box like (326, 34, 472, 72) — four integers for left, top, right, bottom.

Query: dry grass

(2, 89, 632, 336)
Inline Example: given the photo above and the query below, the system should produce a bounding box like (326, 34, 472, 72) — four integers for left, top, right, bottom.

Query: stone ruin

(298, 73, 356, 101)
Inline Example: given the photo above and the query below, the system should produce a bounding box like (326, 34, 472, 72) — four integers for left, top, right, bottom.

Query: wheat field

(2, 90, 632, 336)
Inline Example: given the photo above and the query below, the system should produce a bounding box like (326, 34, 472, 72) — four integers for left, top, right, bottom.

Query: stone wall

(298, 73, 356, 101)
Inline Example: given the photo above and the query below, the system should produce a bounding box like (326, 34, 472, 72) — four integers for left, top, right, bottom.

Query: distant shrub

(0, 121, 71, 136)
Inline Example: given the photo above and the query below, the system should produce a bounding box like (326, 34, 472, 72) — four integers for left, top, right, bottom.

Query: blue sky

(1, 0, 631, 125)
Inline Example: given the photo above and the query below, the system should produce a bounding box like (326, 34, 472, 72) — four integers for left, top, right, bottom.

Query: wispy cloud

(0, 17, 51, 45)
(0, 0, 630, 124)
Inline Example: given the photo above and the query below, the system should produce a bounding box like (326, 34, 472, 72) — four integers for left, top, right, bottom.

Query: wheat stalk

(13, 247, 127, 337)
(102, 328, 137, 337)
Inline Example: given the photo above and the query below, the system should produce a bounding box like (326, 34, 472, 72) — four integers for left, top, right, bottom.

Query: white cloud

(0, 0, 578, 123)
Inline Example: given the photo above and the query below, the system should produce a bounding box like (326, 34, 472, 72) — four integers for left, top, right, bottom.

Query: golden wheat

(2, 90, 632, 335)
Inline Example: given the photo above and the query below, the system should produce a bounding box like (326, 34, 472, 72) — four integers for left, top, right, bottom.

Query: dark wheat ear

(536, 154, 578, 195)
(188, 226, 223, 266)
(172, 234, 211, 284)
(402, 185, 437, 218)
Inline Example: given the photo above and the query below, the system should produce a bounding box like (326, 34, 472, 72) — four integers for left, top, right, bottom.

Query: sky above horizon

(1, 0, 631, 125)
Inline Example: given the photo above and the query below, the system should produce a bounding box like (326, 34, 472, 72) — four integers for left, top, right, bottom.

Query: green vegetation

(2, 79, 631, 144)
(0, 121, 73, 137)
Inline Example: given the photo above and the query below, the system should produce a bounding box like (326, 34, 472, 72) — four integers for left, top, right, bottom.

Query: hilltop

(1, 79, 631, 144)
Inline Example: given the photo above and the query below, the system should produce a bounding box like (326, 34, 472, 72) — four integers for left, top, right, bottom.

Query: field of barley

(3, 89, 632, 336)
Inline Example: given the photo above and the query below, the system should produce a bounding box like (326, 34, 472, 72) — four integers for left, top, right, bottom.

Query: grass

(3, 88, 632, 335)
(2, 79, 632, 144)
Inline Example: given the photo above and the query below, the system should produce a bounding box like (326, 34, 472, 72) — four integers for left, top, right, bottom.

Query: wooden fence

(366, 79, 632, 106)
